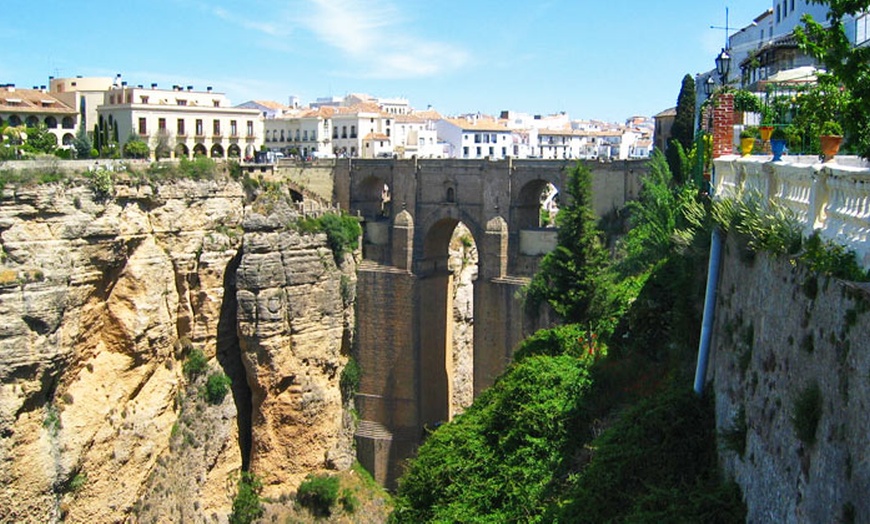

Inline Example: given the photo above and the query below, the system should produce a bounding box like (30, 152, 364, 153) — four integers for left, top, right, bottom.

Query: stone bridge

(279, 157, 645, 486)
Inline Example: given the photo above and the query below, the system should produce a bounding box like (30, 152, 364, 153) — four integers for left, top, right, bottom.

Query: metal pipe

(694, 226, 723, 394)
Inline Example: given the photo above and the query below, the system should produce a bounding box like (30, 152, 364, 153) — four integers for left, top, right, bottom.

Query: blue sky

(2, 0, 771, 122)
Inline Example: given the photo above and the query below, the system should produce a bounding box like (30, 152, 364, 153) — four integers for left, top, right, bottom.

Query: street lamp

(704, 76, 716, 96)
(715, 48, 731, 85)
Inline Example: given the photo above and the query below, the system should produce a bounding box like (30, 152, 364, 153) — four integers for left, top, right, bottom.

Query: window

(195, 119, 203, 136)
(177, 99, 187, 106)
(280, 130, 285, 141)
(303, 130, 309, 141)
(140, 96, 149, 104)
(247, 121, 254, 136)
(295, 130, 300, 141)
(333, 127, 338, 139)
(342, 126, 347, 139)
(213, 100, 220, 107)
(158, 118, 166, 131)
(138, 117, 147, 135)
(351, 125, 357, 138)
(230, 120, 237, 136)
(177, 119, 186, 135)
(776, 5, 781, 23)
(213, 119, 221, 135)
(463, 146, 469, 157)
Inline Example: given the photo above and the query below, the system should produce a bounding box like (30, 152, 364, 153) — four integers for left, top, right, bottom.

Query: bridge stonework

(284, 158, 645, 487)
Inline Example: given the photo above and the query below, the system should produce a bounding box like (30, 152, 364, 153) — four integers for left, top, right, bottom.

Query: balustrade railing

(713, 155, 870, 268)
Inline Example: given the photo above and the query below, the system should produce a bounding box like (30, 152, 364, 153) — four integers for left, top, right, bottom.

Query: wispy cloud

(301, 0, 470, 79)
(210, 6, 288, 37)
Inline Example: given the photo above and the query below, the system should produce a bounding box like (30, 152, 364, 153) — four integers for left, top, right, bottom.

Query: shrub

(340, 357, 361, 402)
(296, 212, 362, 264)
(203, 372, 232, 404)
(182, 348, 208, 377)
(792, 382, 823, 446)
(296, 474, 341, 517)
(88, 168, 114, 199)
(230, 472, 264, 524)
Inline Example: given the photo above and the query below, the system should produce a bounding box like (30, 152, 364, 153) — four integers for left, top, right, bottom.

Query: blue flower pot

(770, 139, 786, 161)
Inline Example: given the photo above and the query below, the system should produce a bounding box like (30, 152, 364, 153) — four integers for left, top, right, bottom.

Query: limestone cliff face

(0, 174, 356, 522)
(236, 202, 357, 499)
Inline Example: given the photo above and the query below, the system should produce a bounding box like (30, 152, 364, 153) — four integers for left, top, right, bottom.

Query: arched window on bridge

(446, 187, 455, 203)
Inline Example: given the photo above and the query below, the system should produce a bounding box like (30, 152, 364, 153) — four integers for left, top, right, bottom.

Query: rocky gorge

(0, 167, 358, 523)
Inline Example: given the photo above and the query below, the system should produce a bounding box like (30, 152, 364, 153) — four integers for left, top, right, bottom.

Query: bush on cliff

(230, 472, 264, 524)
(297, 212, 362, 264)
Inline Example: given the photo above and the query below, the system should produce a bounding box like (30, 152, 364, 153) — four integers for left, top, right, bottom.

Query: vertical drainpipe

(693, 226, 722, 395)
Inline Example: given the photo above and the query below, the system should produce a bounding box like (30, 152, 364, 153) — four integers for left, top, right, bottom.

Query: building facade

(96, 85, 263, 159)
(0, 85, 79, 147)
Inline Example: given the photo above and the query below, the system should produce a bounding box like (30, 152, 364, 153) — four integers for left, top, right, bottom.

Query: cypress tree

(667, 74, 696, 183)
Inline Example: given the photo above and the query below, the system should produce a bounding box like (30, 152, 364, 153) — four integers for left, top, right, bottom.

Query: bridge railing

(713, 155, 870, 269)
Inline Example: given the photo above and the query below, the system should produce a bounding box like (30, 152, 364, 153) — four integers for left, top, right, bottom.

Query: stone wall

(710, 234, 869, 523)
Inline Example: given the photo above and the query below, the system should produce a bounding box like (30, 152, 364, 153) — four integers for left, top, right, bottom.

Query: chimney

(121, 81, 127, 87)
(8, 84, 15, 92)
(151, 83, 158, 89)
(206, 86, 213, 92)
(187, 85, 193, 91)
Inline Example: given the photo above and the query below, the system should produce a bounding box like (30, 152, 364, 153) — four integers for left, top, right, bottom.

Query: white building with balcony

(96, 84, 263, 159)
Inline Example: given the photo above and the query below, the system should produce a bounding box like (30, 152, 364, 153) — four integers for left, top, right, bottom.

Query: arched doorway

(227, 144, 241, 158)
(175, 143, 190, 159)
(210, 144, 224, 158)
(193, 143, 207, 157)
(516, 179, 560, 229)
(418, 218, 478, 427)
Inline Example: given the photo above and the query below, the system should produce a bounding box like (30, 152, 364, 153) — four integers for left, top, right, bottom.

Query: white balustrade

(713, 155, 870, 269)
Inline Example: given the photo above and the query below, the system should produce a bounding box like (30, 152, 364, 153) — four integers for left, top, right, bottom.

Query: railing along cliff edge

(713, 155, 870, 269)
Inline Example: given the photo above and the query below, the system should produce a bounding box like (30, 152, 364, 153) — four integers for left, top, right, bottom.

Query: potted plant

(759, 107, 775, 141)
(770, 127, 787, 161)
(739, 127, 758, 157)
(819, 120, 843, 162)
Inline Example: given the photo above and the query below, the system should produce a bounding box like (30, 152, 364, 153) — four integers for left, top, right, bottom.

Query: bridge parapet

(714, 155, 870, 268)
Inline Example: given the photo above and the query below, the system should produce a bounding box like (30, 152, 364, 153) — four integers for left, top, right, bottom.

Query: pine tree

(525, 162, 609, 323)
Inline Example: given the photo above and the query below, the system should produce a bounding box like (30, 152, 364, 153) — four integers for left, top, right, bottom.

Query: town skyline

(2, 0, 768, 123)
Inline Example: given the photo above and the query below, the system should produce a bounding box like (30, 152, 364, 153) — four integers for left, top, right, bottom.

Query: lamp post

(715, 48, 732, 86)
(704, 76, 715, 97)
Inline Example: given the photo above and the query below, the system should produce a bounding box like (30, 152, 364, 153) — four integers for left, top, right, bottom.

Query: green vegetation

(296, 474, 342, 518)
(203, 372, 232, 404)
(796, 0, 870, 158)
(668, 74, 697, 183)
(525, 162, 609, 325)
(340, 357, 361, 402)
(230, 472, 264, 524)
(792, 382, 823, 446)
(69, 471, 88, 493)
(122, 135, 150, 159)
(182, 348, 208, 378)
(296, 212, 362, 264)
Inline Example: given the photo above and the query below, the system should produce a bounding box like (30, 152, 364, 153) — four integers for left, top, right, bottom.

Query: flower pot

(770, 139, 787, 161)
(740, 137, 755, 157)
(760, 126, 774, 141)
(819, 135, 843, 162)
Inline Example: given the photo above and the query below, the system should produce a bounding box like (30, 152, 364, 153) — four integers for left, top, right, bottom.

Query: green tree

(230, 472, 264, 524)
(123, 134, 150, 159)
(73, 127, 93, 159)
(670, 74, 696, 150)
(795, 0, 870, 157)
(667, 74, 697, 183)
(21, 124, 57, 154)
(525, 162, 609, 324)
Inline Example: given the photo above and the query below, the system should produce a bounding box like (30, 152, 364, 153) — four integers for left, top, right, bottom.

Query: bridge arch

(417, 216, 480, 425)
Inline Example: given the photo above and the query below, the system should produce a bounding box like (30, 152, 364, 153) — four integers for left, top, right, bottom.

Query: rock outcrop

(0, 171, 356, 523)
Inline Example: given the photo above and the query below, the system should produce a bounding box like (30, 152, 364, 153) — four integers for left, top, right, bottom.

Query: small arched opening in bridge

(419, 218, 478, 428)
(356, 175, 392, 262)
(516, 179, 560, 229)
(512, 179, 561, 274)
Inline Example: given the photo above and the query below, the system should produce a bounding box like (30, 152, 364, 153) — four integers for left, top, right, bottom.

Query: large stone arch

(513, 178, 561, 229)
(354, 174, 391, 220)
(45, 116, 58, 129)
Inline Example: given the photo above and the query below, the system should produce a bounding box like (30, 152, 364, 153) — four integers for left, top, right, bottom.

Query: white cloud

(211, 6, 288, 37)
(301, 0, 470, 78)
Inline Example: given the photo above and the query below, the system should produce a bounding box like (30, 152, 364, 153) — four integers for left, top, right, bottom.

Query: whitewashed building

(436, 116, 512, 159)
(0, 85, 79, 147)
(96, 84, 263, 159)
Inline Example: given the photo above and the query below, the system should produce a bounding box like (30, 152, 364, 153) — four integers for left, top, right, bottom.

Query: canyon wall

(0, 173, 355, 523)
